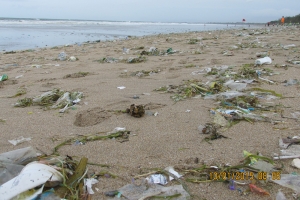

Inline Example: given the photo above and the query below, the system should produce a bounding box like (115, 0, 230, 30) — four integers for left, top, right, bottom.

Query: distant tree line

(270, 14, 300, 24)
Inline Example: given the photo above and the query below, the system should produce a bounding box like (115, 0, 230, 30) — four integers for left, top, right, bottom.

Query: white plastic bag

(255, 57, 272, 65)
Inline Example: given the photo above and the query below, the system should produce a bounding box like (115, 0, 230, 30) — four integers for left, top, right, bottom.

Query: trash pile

(100, 149, 291, 199)
(14, 88, 83, 113)
(0, 128, 132, 199)
(154, 79, 226, 102)
(0, 147, 91, 200)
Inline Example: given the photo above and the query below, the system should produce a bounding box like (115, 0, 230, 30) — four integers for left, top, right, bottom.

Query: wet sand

(0, 25, 300, 199)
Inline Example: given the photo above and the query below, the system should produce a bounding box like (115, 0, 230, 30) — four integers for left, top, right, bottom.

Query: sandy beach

(1, 26, 300, 199)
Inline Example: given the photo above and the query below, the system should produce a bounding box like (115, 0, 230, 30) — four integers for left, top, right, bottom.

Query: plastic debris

(292, 158, 300, 169)
(283, 44, 296, 49)
(58, 52, 67, 61)
(69, 56, 77, 61)
(224, 80, 247, 91)
(14, 88, 83, 111)
(0, 74, 8, 81)
(0, 146, 37, 185)
(276, 190, 287, 200)
(229, 179, 236, 190)
(291, 112, 300, 119)
(0, 162, 64, 199)
(146, 174, 168, 185)
(111, 183, 189, 200)
(191, 67, 211, 75)
(84, 178, 99, 194)
(255, 57, 272, 65)
(249, 183, 270, 195)
(204, 91, 246, 100)
(213, 112, 229, 127)
(272, 174, 300, 192)
(123, 47, 130, 54)
(8, 136, 31, 146)
(15, 74, 23, 79)
(117, 86, 126, 89)
(165, 166, 182, 181)
(284, 78, 298, 86)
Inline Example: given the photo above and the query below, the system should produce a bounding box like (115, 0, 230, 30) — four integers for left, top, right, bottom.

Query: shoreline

(1, 26, 300, 199)
(0, 21, 263, 52)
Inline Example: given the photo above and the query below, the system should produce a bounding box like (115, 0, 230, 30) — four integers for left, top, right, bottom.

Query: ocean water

(0, 18, 249, 51)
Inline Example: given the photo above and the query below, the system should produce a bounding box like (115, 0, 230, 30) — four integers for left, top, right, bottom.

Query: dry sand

(1, 26, 300, 199)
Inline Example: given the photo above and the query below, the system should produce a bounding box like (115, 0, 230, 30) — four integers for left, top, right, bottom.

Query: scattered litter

(14, 88, 83, 111)
(283, 44, 296, 49)
(15, 74, 23, 79)
(291, 112, 300, 119)
(127, 56, 146, 63)
(284, 79, 298, 86)
(276, 190, 287, 200)
(68, 56, 77, 61)
(224, 80, 247, 91)
(0, 162, 64, 199)
(165, 166, 182, 181)
(0, 74, 8, 81)
(287, 60, 300, 65)
(146, 174, 168, 185)
(204, 91, 246, 100)
(292, 158, 300, 169)
(249, 183, 270, 196)
(256, 51, 269, 58)
(213, 112, 229, 127)
(255, 56, 272, 65)
(191, 67, 211, 75)
(272, 174, 300, 193)
(123, 47, 130, 54)
(109, 184, 189, 200)
(84, 178, 99, 194)
(229, 179, 236, 190)
(0, 146, 37, 185)
(58, 52, 67, 61)
(117, 86, 126, 89)
(99, 57, 119, 63)
(222, 50, 234, 56)
(8, 136, 31, 146)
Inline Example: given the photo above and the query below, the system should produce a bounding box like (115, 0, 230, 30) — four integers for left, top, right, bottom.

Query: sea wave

(0, 18, 211, 26)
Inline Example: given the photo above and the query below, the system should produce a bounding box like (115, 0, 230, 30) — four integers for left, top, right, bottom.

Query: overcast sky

(1, 0, 299, 23)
